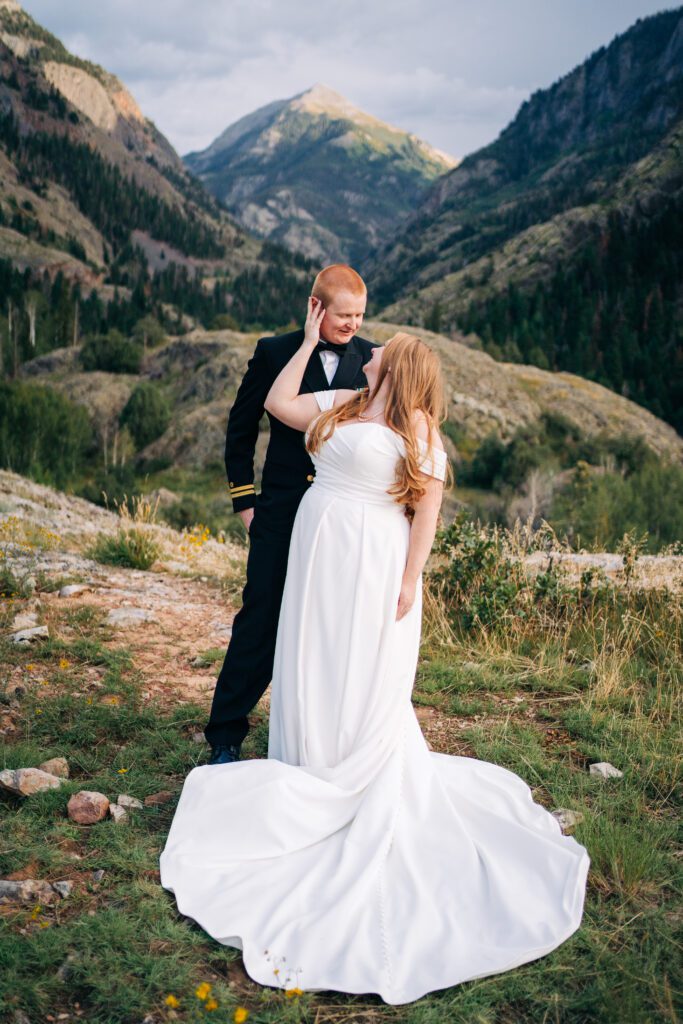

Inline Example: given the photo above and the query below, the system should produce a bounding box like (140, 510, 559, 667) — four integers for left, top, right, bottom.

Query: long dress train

(159, 393, 590, 1005)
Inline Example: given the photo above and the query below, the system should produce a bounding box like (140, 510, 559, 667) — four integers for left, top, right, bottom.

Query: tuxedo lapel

(301, 335, 367, 392)
(302, 347, 329, 393)
(330, 337, 362, 389)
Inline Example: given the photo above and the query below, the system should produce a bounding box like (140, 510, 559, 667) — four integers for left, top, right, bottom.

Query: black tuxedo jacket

(225, 328, 379, 528)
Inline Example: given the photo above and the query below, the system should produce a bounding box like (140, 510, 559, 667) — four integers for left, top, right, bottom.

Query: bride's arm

(397, 416, 445, 621)
(264, 297, 356, 430)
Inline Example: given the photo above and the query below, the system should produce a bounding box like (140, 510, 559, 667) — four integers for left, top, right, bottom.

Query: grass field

(0, 516, 681, 1024)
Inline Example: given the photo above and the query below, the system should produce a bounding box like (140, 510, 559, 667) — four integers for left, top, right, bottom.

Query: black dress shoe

(208, 743, 241, 765)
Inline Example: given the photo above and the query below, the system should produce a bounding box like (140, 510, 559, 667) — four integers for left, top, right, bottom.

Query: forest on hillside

(447, 201, 683, 433)
(0, 238, 312, 377)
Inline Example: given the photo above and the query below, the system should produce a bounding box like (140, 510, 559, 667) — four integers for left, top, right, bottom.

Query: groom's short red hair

(311, 264, 367, 307)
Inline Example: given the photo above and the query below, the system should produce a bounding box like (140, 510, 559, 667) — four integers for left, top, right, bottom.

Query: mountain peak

(0, 0, 22, 9)
(300, 82, 344, 102)
(291, 82, 385, 129)
(289, 83, 456, 166)
(185, 84, 457, 264)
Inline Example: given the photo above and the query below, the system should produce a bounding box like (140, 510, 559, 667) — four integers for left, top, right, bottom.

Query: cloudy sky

(21, 0, 676, 159)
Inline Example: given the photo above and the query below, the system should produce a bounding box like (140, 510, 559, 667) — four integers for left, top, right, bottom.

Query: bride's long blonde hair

(306, 332, 449, 510)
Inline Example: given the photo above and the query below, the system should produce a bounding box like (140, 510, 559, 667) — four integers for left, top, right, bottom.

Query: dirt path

(26, 561, 477, 757)
(46, 565, 235, 710)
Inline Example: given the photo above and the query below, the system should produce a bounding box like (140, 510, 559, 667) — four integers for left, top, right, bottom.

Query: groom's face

(320, 289, 366, 345)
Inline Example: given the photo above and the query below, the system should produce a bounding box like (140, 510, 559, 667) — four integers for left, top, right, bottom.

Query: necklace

(358, 408, 385, 422)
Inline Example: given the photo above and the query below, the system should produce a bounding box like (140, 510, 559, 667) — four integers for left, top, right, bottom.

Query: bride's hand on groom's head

(304, 296, 326, 348)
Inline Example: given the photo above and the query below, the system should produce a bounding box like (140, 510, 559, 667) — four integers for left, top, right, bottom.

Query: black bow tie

(317, 339, 350, 356)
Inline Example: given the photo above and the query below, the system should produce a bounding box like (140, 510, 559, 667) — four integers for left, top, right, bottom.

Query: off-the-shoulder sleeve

(416, 436, 447, 481)
(313, 390, 336, 412)
(305, 390, 336, 443)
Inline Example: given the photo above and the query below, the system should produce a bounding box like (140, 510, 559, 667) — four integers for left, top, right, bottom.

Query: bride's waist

(309, 477, 405, 511)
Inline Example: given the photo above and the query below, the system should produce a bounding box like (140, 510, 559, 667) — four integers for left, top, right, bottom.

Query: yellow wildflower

(164, 994, 180, 1008)
(205, 997, 218, 1011)
(26, 663, 36, 671)
(195, 982, 212, 1001)
(117, 768, 129, 774)
(233, 1009, 249, 1023)
(35, 708, 43, 715)
(285, 987, 303, 998)
(59, 658, 70, 669)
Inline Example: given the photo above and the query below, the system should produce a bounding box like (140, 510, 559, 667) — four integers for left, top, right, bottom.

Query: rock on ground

(117, 794, 143, 809)
(38, 757, 70, 778)
(0, 767, 64, 796)
(144, 790, 175, 806)
(9, 625, 49, 644)
(552, 808, 585, 830)
(67, 790, 110, 823)
(589, 761, 624, 779)
(106, 608, 158, 628)
(59, 583, 92, 597)
(0, 879, 59, 904)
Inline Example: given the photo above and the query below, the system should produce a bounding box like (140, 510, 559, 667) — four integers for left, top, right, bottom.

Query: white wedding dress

(160, 393, 590, 1005)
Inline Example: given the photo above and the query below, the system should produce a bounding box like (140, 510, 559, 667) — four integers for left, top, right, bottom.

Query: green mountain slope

(0, 0, 313, 368)
(184, 82, 455, 264)
(368, 8, 683, 431)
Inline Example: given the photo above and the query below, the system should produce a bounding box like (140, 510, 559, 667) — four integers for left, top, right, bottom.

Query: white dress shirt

(318, 348, 340, 384)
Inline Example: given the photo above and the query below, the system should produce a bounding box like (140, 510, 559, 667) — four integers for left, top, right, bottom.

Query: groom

(205, 264, 380, 764)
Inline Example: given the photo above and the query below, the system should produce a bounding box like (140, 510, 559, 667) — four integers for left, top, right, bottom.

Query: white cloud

(21, 0, 672, 158)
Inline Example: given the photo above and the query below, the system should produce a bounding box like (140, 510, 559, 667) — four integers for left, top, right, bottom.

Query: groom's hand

(238, 508, 255, 535)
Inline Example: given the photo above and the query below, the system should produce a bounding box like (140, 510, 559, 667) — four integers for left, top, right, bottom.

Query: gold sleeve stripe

(229, 484, 256, 497)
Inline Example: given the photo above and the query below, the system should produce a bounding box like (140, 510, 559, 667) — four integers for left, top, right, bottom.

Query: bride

(160, 298, 590, 1005)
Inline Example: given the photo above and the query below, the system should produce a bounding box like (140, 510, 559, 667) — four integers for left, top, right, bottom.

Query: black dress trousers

(204, 508, 296, 748)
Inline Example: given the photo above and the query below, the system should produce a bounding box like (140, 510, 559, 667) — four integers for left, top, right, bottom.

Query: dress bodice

(306, 392, 447, 508)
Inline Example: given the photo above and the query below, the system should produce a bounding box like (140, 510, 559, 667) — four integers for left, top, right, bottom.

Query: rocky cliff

(0, 1, 263, 289)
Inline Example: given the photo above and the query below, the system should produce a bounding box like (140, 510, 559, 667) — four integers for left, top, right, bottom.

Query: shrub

(120, 383, 170, 450)
(431, 512, 526, 629)
(79, 330, 142, 373)
(210, 313, 239, 331)
(459, 419, 665, 502)
(88, 527, 160, 571)
(459, 432, 508, 488)
(551, 458, 683, 552)
(429, 511, 621, 634)
(0, 381, 91, 487)
(0, 516, 60, 597)
(132, 315, 166, 350)
(77, 464, 138, 509)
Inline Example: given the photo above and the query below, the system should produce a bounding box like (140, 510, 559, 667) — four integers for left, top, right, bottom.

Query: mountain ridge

(0, 0, 318, 366)
(368, 6, 683, 307)
(366, 7, 683, 432)
(185, 82, 456, 264)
